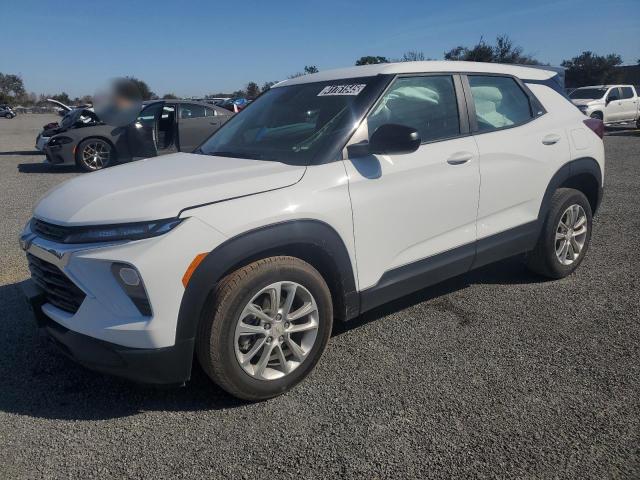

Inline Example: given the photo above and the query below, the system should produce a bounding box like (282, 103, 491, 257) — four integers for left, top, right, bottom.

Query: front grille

(27, 253, 86, 313)
(31, 219, 71, 243)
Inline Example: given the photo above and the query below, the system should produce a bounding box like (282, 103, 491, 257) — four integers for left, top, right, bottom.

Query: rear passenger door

(178, 103, 217, 152)
(464, 74, 567, 263)
(344, 74, 480, 293)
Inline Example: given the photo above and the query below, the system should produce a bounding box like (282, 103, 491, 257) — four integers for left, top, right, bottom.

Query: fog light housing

(111, 263, 152, 316)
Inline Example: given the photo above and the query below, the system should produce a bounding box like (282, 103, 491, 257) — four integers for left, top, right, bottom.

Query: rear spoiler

(519, 65, 566, 97)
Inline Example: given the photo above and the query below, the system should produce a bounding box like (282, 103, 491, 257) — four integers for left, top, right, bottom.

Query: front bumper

(43, 141, 74, 166)
(23, 279, 194, 385)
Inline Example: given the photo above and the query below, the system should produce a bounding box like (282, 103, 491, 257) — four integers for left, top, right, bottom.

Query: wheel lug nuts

(276, 314, 282, 321)
(278, 336, 284, 342)
(266, 336, 272, 344)
(284, 322, 290, 328)
(264, 323, 271, 330)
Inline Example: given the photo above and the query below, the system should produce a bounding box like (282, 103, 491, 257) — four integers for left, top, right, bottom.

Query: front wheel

(526, 188, 593, 279)
(5, 113, 11, 119)
(196, 256, 333, 400)
(76, 138, 114, 172)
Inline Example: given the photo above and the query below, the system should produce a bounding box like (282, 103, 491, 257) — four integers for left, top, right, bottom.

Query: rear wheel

(196, 256, 333, 400)
(526, 188, 593, 279)
(76, 138, 114, 172)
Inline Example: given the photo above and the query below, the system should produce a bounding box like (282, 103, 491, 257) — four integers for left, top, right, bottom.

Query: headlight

(49, 136, 73, 146)
(32, 217, 182, 243)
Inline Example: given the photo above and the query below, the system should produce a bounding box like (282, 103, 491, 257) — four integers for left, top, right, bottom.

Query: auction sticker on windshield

(318, 84, 366, 96)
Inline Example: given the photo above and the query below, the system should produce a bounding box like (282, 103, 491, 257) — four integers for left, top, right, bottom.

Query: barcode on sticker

(318, 84, 366, 96)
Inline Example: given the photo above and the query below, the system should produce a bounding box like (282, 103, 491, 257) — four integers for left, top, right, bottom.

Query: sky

(2, 0, 639, 98)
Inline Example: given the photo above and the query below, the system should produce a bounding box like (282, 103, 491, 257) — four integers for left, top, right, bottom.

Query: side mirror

(347, 124, 421, 157)
(606, 94, 619, 105)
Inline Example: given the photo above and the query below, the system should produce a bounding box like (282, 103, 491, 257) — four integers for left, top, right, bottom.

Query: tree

(444, 35, 539, 64)
(246, 82, 260, 99)
(49, 92, 71, 104)
(561, 51, 623, 88)
(231, 89, 246, 98)
(400, 51, 426, 62)
(0, 73, 26, 103)
(261, 81, 277, 92)
(355, 56, 389, 66)
(288, 65, 319, 78)
(125, 76, 155, 100)
(162, 93, 178, 99)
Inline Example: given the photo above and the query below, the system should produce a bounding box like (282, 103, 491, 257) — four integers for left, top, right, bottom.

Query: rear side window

(180, 104, 206, 119)
(205, 107, 217, 117)
(367, 75, 460, 143)
(620, 87, 634, 99)
(468, 76, 533, 131)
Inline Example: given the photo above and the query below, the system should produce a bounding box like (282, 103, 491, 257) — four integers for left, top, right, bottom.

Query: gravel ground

(0, 114, 638, 479)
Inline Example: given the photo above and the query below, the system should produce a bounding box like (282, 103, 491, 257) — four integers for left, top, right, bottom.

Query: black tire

(4, 113, 11, 119)
(590, 111, 603, 120)
(75, 138, 114, 172)
(196, 256, 333, 400)
(526, 188, 593, 279)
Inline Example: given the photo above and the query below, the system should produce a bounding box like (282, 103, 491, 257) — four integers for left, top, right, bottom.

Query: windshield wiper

(207, 150, 275, 160)
(207, 150, 265, 160)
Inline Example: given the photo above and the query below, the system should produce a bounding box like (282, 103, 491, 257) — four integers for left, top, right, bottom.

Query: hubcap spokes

(555, 204, 587, 266)
(234, 281, 319, 380)
(82, 142, 110, 169)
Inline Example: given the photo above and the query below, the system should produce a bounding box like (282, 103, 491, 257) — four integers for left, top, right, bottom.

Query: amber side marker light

(182, 253, 208, 287)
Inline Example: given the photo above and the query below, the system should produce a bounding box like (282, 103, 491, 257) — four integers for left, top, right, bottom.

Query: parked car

(0, 104, 16, 118)
(569, 85, 640, 127)
(21, 61, 604, 400)
(42, 100, 232, 171)
(36, 107, 100, 151)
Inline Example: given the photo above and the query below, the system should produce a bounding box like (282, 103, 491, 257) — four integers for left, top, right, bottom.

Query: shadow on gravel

(0, 281, 246, 421)
(0, 150, 43, 156)
(18, 163, 76, 174)
(334, 256, 545, 334)
(0, 257, 544, 421)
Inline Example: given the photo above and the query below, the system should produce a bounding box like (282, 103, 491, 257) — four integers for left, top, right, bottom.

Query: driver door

(127, 102, 162, 159)
(605, 87, 624, 122)
(343, 74, 480, 302)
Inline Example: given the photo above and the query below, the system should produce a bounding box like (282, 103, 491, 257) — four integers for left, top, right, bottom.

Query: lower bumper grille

(27, 253, 86, 314)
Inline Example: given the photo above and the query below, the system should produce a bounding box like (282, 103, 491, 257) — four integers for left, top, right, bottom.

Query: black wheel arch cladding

(175, 219, 359, 343)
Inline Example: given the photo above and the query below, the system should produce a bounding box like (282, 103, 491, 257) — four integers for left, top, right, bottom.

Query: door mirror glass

(348, 124, 421, 157)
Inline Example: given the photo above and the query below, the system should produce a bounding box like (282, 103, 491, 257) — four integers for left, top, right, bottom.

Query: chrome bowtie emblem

(19, 233, 35, 251)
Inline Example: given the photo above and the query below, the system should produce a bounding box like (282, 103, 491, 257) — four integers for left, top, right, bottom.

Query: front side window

(367, 75, 460, 143)
(607, 88, 620, 101)
(620, 87, 634, 99)
(198, 76, 387, 165)
(469, 76, 532, 131)
(205, 107, 217, 117)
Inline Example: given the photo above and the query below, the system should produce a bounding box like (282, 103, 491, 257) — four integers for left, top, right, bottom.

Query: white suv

(22, 61, 605, 400)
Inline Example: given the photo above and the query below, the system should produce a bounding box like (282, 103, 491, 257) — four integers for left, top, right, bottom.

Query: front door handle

(542, 133, 561, 145)
(447, 151, 474, 165)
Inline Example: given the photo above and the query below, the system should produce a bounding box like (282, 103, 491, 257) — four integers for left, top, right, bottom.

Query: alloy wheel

(555, 204, 588, 266)
(82, 141, 111, 170)
(234, 281, 319, 380)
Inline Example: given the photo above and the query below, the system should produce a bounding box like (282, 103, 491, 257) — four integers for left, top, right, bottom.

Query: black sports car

(43, 100, 233, 172)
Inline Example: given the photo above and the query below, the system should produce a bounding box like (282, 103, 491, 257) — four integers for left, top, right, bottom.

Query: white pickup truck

(569, 85, 640, 128)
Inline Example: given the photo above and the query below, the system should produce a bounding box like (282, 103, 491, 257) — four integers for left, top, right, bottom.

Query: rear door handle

(542, 133, 561, 145)
(447, 151, 474, 165)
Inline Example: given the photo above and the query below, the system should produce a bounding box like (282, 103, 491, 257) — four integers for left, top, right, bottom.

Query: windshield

(198, 76, 388, 165)
(569, 88, 607, 100)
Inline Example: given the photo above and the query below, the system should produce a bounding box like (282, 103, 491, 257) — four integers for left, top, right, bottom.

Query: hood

(571, 98, 602, 106)
(34, 153, 306, 225)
